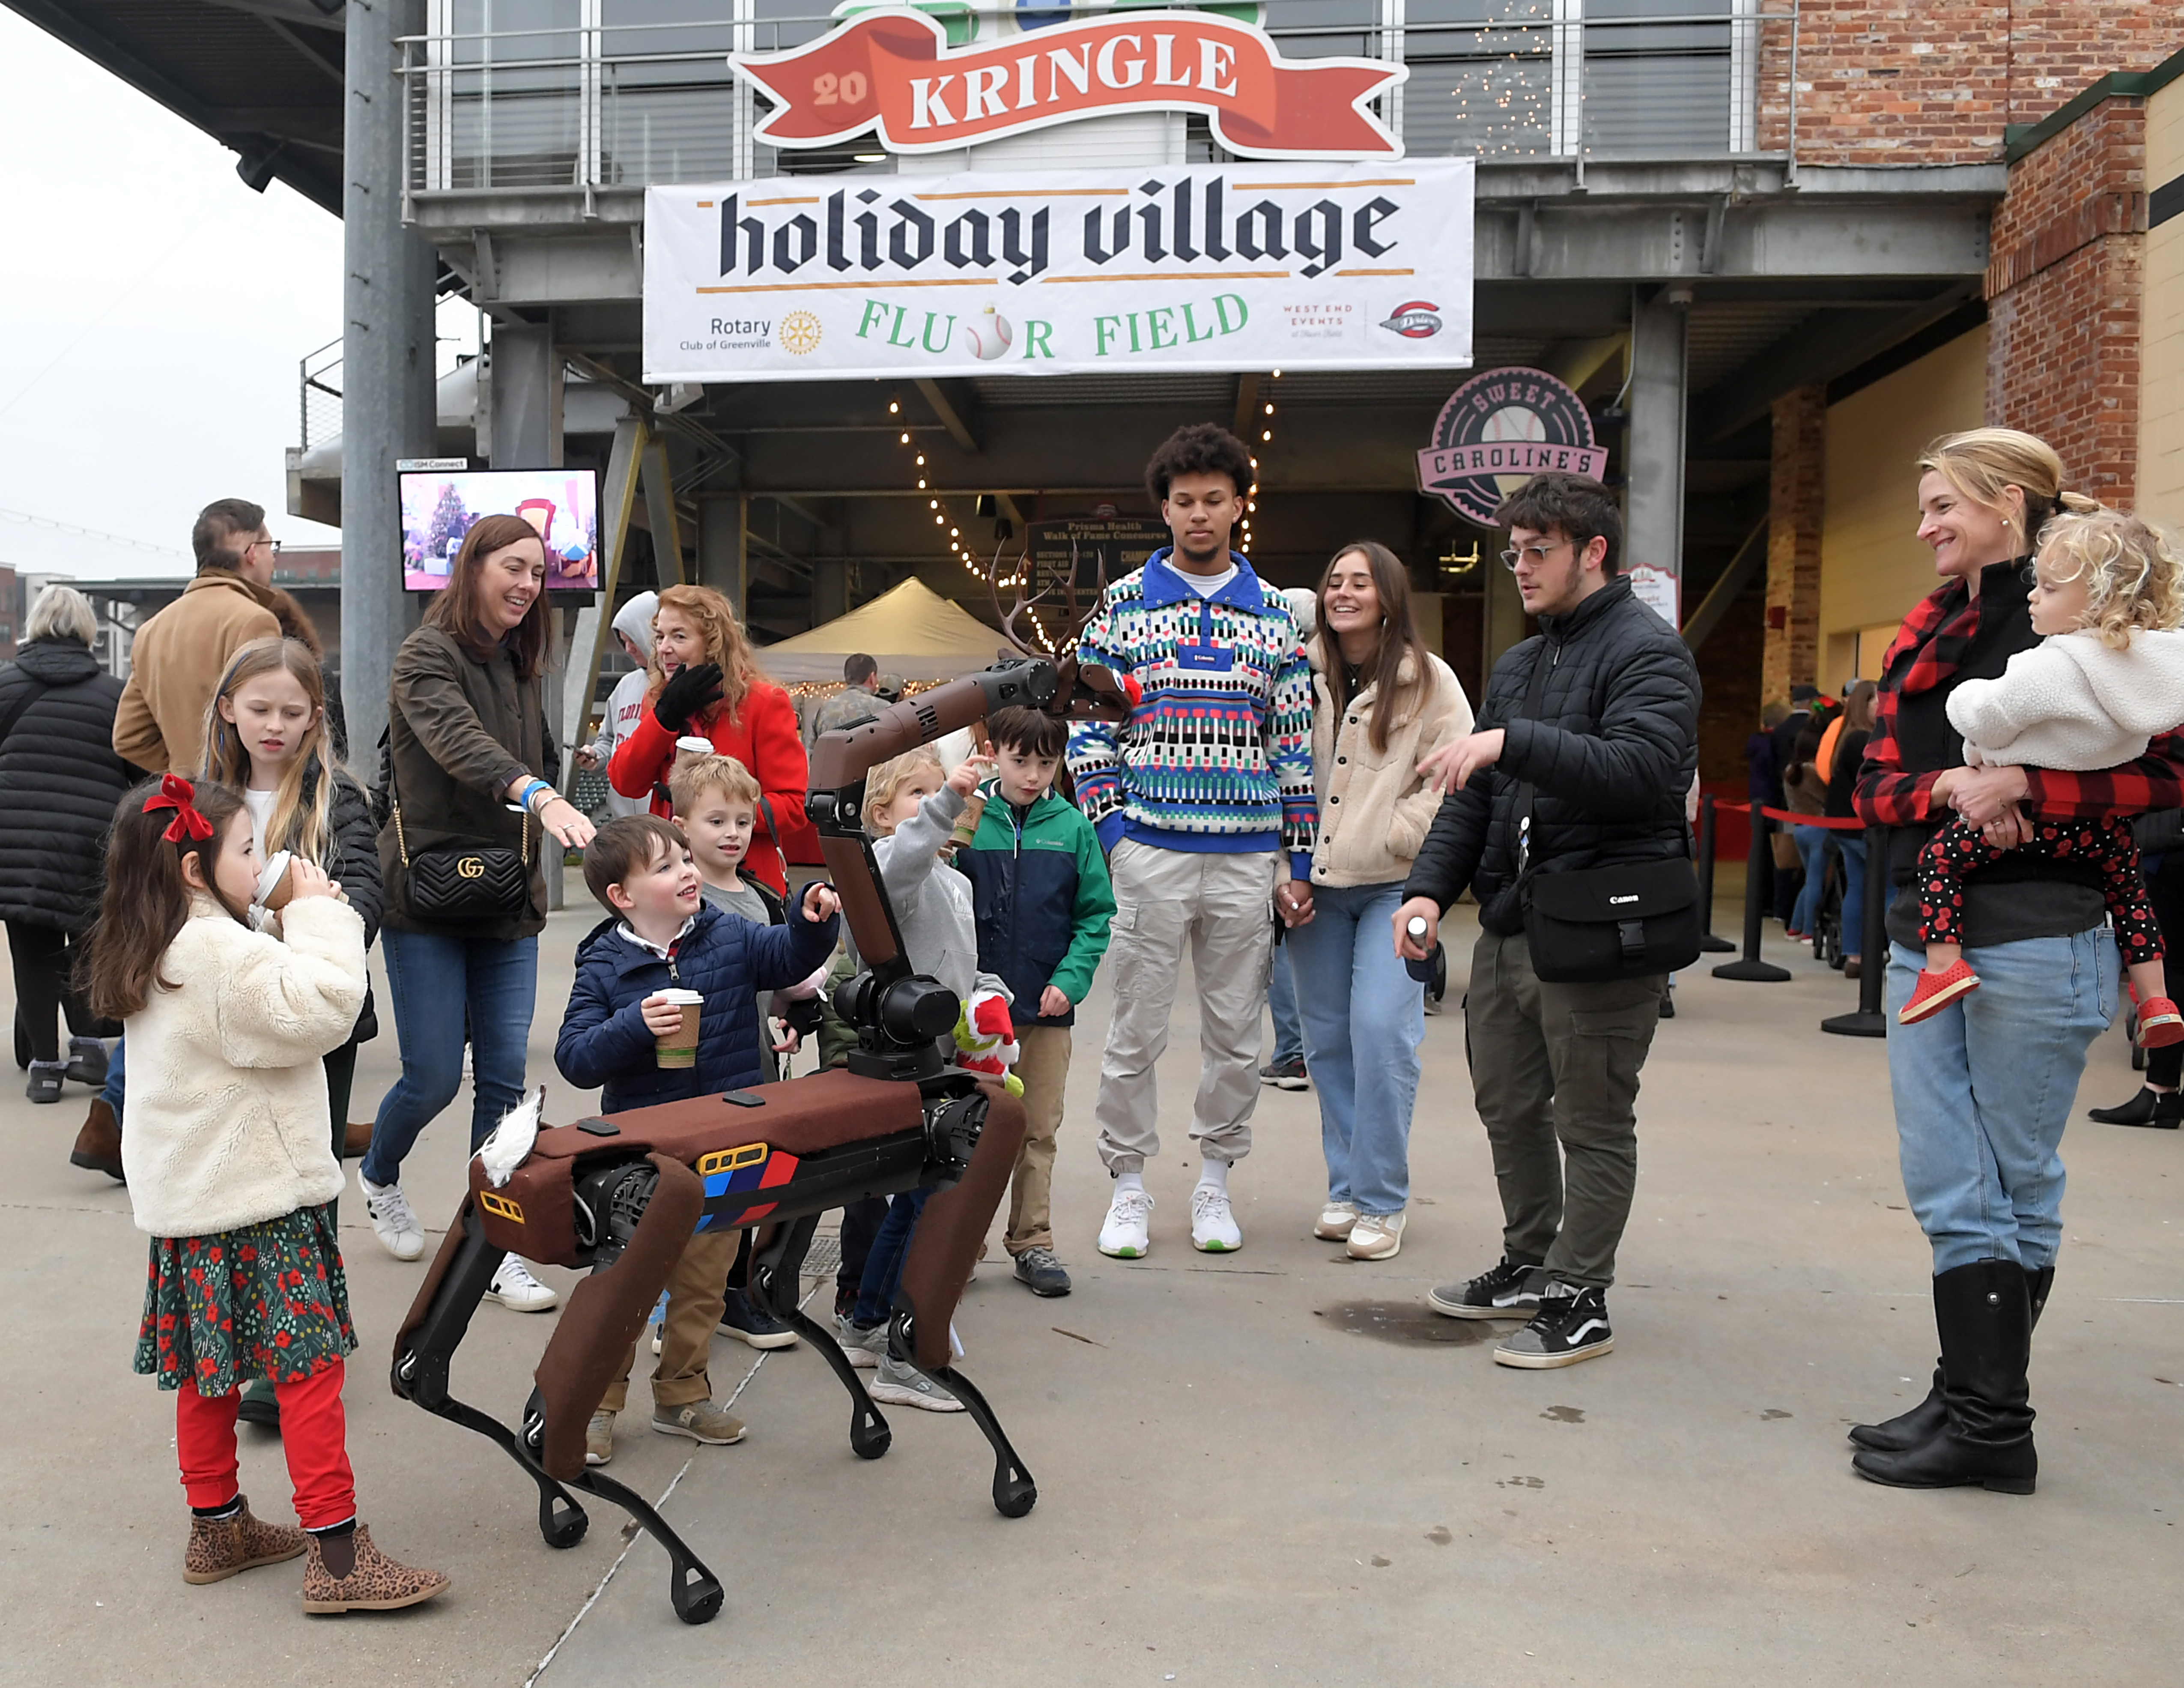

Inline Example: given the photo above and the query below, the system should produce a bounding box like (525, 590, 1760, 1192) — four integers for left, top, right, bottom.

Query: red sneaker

(2139, 995, 2184, 1047)
(1899, 959, 1981, 1025)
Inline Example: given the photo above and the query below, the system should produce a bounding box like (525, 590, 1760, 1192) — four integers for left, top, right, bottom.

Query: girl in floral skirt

(87, 773, 446, 1613)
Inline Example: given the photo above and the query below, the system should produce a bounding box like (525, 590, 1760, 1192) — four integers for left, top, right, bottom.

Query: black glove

(653, 661, 725, 733)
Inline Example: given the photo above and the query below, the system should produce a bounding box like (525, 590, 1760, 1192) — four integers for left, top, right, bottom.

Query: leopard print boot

(183, 1496, 308, 1584)
(301, 1524, 450, 1613)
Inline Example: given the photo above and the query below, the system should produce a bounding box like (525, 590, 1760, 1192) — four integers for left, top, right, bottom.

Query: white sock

(1196, 1157, 1229, 1193)
(1114, 1170, 1146, 1197)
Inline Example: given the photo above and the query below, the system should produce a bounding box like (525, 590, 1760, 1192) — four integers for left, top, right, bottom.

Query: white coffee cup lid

(255, 850, 292, 904)
(676, 735, 713, 754)
(656, 987, 705, 1005)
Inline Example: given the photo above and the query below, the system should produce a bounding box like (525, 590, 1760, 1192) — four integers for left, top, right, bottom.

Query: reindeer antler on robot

(389, 540, 1133, 1625)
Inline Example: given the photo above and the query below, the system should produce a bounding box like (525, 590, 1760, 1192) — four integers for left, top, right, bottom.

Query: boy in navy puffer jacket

(555, 814, 838, 1463)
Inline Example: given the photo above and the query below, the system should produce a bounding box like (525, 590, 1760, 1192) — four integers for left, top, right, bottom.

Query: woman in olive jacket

(1286, 541, 1472, 1263)
(357, 514, 596, 1289)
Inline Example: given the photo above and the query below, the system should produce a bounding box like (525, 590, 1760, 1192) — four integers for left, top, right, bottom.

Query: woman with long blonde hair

(1848, 428, 2184, 1495)
(607, 583, 808, 892)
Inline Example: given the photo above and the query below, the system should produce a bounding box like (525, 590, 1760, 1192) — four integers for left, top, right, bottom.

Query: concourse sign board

(643, 157, 1473, 382)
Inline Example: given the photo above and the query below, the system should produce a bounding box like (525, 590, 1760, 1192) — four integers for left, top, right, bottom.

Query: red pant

(174, 1362, 356, 1529)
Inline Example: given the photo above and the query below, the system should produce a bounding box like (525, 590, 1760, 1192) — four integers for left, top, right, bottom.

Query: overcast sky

(0, 9, 471, 582)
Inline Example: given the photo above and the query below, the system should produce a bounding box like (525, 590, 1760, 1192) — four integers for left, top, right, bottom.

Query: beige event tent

(755, 577, 1015, 685)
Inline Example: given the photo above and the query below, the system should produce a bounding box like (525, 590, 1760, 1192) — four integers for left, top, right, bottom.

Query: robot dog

(390, 654, 1121, 1625)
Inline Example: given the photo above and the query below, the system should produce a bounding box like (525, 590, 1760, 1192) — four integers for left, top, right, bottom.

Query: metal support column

(698, 497, 744, 616)
(1626, 289, 1689, 583)
(341, 0, 436, 764)
(489, 319, 562, 904)
(489, 323, 557, 470)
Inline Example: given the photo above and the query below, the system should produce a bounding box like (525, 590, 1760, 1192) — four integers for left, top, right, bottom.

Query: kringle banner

(732, 9, 1405, 159)
(642, 159, 1474, 383)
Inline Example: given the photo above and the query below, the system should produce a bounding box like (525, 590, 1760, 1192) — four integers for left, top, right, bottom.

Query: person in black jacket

(0, 586, 140, 1114)
(1400, 472, 1700, 1370)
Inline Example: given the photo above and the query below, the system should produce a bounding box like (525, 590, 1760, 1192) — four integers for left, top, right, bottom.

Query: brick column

(1763, 385, 1826, 706)
(1987, 97, 2147, 500)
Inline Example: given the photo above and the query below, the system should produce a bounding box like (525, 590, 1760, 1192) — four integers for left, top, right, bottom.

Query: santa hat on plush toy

(952, 988, 1023, 1096)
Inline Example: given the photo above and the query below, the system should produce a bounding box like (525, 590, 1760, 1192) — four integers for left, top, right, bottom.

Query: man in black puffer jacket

(1398, 472, 1699, 1371)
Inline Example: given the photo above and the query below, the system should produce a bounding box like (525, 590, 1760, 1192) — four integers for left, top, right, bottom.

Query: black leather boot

(1850, 1263, 2052, 1452)
(2086, 1085, 2166, 1126)
(1852, 1261, 2036, 1494)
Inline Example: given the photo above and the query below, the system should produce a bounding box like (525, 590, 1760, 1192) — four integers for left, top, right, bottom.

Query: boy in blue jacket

(958, 705, 1115, 1297)
(555, 815, 839, 1465)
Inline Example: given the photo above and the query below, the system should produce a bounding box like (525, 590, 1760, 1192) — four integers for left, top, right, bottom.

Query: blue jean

(1788, 823, 1830, 935)
(853, 1188, 931, 1328)
(1267, 937, 1304, 1065)
(361, 928, 539, 1187)
(1884, 928, 2116, 1274)
(1284, 881, 1423, 1216)
(101, 1034, 125, 1114)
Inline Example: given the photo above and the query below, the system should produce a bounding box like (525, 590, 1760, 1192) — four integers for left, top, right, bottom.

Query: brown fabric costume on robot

(385, 648, 1126, 1620)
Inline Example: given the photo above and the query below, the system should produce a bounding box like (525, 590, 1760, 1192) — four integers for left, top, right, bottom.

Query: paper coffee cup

(255, 850, 296, 912)
(949, 789, 988, 851)
(654, 987, 704, 1068)
(673, 735, 713, 775)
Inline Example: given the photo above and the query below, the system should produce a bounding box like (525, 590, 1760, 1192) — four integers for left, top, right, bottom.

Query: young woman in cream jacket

(1286, 543, 1472, 1261)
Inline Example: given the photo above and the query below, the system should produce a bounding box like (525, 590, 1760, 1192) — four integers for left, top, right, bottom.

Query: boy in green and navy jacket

(958, 705, 1115, 1298)
(1065, 423, 1318, 1262)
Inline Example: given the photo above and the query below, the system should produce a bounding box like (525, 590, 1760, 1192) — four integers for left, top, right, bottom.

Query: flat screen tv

(400, 467, 600, 593)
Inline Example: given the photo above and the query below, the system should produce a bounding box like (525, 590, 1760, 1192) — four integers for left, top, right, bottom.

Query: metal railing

(400, 1, 1799, 206)
(299, 336, 343, 452)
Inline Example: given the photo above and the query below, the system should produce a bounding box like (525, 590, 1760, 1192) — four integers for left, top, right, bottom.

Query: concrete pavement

(2, 901, 2180, 1686)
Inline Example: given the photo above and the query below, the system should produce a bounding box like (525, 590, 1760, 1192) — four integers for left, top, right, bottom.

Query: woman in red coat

(607, 584, 807, 893)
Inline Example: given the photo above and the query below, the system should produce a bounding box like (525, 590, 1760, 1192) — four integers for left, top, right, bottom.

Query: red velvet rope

(1712, 801, 1868, 831)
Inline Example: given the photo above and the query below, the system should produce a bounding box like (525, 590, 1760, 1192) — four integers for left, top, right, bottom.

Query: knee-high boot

(1851, 1260, 2037, 1494)
(1849, 1265, 2051, 1453)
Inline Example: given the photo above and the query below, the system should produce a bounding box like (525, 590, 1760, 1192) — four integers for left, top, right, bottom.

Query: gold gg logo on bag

(456, 856, 486, 879)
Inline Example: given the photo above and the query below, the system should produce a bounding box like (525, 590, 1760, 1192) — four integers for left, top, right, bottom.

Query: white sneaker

(868, 1353, 964, 1413)
(359, 1168, 426, 1261)
(1190, 1183, 1242, 1253)
(488, 1255, 560, 1312)
(1314, 1200, 1358, 1240)
(835, 1313, 888, 1369)
(1346, 1210, 1406, 1261)
(1097, 1186, 1154, 1258)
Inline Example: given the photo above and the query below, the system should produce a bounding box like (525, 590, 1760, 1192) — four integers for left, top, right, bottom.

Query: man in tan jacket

(111, 498, 284, 776)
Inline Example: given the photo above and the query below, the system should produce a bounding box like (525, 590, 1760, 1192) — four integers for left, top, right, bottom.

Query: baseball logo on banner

(1416, 367, 1608, 526)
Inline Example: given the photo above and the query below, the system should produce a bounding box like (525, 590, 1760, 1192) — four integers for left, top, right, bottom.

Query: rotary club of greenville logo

(1414, 367, 1609, 527)
(780, 311, 822, 354)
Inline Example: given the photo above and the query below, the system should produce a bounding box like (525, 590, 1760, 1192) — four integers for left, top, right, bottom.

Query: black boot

(1851, 1261, 2036, 1494)
(1850, 1263, 2053, 1452)
(2086, 1085, 2165, 1126)
(2093, 1087, 2183, 1129)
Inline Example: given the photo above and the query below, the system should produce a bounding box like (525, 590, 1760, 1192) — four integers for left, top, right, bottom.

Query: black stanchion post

(1696, 793, 1736, 953)
(1713, 807, 1794, 982)
(1823, 823, 1890, 1036)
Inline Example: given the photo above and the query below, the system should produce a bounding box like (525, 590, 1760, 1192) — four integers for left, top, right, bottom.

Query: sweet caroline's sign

(641, 159, 1474, 382)
(1415, 366, 1608, 526)
(734, 9, 1404, 160)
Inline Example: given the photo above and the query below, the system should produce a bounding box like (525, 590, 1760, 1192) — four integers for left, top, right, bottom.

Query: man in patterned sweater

(1067, 423, 1317, 1258)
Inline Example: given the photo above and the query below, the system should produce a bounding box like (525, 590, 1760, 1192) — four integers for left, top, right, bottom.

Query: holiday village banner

(643, 156, 1472, 382)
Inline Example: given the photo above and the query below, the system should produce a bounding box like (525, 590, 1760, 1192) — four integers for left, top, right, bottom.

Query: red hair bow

(143, 773, 214, 845)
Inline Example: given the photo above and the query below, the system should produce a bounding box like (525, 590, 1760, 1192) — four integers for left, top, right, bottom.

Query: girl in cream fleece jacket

(1901, 507, 2184, 1035)
(89, 774, 446, 1612)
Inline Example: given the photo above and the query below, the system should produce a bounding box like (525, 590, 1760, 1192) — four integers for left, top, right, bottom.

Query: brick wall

(1764, 386, 1826, 705)
(1987, 96, 2148, 499)
(1767, 3, 2184, 166)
